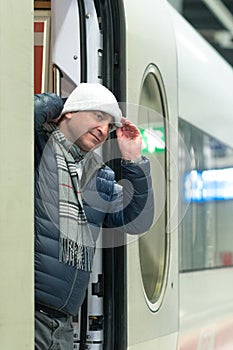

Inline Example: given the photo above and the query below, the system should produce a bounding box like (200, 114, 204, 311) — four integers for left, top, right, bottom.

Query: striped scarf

(43, 122, 94, 272)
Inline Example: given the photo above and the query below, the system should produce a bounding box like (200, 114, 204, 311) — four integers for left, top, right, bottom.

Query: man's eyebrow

(91, 111, 114, 128)
(94, 111, 106, 116)
(96, 111, 114, 122)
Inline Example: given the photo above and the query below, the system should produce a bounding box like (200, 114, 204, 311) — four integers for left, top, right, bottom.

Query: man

(34, 83, 154, 349)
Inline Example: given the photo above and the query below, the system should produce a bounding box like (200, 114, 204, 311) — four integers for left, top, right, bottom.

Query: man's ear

(64, 112, 73, 119)
(54, 113, 71, 125)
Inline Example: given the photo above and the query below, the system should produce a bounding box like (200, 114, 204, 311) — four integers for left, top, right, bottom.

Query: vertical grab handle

(52, 64, 62, 96)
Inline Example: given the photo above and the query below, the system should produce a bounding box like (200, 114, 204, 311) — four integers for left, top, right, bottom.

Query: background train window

(138, 65, 169, 309)
(179, 118, 233, 271)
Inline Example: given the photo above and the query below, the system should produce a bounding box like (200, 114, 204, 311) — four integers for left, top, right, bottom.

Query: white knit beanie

(62, 83, 122, 128)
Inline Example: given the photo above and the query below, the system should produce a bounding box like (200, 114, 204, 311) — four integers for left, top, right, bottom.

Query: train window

(34, 11, 51, 93)
(179, 118, 233, 271)
(138, 65, 169, 309)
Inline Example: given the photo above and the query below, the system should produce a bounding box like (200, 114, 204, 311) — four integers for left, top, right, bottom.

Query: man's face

(60, 110, 114, 151)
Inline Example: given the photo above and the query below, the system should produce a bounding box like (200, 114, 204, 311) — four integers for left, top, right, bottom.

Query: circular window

(138, 65, 169, 310)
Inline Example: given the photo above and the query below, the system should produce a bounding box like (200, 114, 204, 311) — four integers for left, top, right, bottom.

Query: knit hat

(62, 83, 122, 128)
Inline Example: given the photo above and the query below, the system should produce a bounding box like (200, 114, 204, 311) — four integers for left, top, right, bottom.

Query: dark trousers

(35, 310, 73, 350)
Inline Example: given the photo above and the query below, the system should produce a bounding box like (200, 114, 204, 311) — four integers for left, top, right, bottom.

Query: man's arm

(103, 157, 154, 234)
(104, 117, 154, 234)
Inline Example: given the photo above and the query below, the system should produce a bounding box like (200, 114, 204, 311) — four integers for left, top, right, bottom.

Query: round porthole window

(138, 65, 170, 310)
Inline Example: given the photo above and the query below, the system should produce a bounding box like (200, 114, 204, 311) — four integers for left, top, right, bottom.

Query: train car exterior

(1, 0, 233, 349)
(173, 6, 233, 350)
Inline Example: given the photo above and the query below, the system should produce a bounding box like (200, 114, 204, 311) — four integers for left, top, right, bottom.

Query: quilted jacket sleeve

(34, 93, 64, 131)
(104, 158, 154, 234)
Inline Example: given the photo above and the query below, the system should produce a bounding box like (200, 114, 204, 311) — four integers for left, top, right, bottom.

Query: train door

(123, 0, 179, 349)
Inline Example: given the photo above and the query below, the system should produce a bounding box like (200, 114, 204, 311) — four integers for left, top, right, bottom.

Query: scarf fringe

(59, 237, 94, 272)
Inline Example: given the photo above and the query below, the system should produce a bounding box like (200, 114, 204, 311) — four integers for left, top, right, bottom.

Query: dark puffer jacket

(35, 93, 154, 316)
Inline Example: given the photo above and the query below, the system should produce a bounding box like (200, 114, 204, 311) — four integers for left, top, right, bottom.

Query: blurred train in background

(1, 0, 233, 349)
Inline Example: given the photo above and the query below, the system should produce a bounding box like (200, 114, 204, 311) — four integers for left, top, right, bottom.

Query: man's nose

(97, 122, 109, 136)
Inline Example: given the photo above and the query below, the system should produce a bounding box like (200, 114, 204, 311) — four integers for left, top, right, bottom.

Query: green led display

(139, 126, 165, 154)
